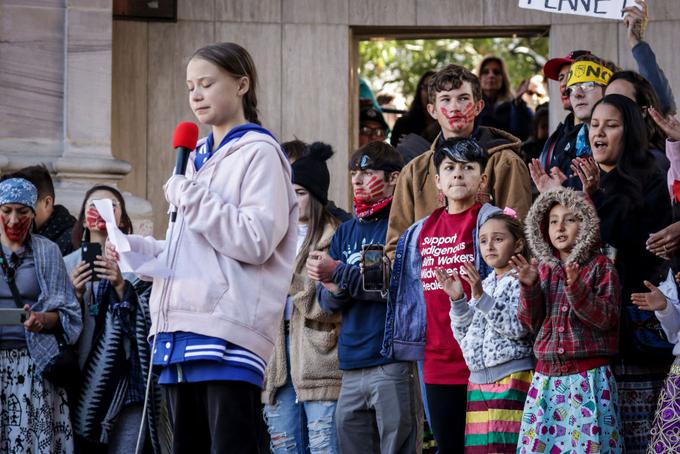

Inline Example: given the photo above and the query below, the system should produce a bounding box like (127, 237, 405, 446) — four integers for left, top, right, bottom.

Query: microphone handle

(170, 147, 191, 223)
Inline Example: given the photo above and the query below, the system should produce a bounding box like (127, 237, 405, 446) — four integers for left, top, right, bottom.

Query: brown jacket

(385, 126, 531, 258)
(262, 223, 342, 404)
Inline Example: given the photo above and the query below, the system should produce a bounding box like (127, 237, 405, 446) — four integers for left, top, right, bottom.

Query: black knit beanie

(291, 142, 333, 205)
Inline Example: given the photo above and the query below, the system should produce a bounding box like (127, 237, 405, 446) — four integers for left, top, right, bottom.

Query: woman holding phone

(0, 176, 82, 453)
(64, 185, 160, 453)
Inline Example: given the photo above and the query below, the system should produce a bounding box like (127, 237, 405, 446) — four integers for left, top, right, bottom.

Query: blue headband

(0, 178, 38, 211)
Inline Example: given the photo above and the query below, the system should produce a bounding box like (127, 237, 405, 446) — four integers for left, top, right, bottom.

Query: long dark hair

(407, 70, 435, 123)
(296, 196, 340, 274)
(191, 42, 260, 125)
(608, 71, 667, 151)
(591, 94, 654, 208)
(71, 185, 133, 249)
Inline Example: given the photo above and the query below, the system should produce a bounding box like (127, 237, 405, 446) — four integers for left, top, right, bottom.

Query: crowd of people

(3, 0, 680, 453)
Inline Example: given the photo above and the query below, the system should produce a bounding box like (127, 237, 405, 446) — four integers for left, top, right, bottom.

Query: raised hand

(515, 79, 530, 103)
(622, 0, 648, 47)
(459, 261, 483, 299)
(509, 255, 539, 287)
(646, 222, 680, 259)
(435, 268, 464, 301)
(565, 262, 581, 288)
(571, 157, 600, 195)
(649, 107, 680, 142)
(529, 159, 567, 193)
(631, 280, 668, 312)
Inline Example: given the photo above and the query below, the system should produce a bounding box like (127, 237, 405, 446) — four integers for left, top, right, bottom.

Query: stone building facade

(2, 0, 679, 235)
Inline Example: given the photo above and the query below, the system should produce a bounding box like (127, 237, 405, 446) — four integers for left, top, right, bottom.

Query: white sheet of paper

(92, 199, 172, 278)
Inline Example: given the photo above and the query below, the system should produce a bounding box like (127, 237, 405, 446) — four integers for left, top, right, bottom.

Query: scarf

(353, 196, 393, 219)
(74, 279, 167, 452)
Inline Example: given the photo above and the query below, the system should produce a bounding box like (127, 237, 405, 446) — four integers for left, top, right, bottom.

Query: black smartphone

(362, 244, 387, 292)
(81, 242, 102, 280)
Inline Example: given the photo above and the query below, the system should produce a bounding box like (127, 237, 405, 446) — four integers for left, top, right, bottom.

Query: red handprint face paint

(1, 211, 33, 242)
(353, 174, 386, 202)
(440, 102, 476, 132)
(85, 207, 107, 232)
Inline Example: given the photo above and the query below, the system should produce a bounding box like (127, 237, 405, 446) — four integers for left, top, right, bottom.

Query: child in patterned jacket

(512, 188, 622, 454)
(439, 211, 535, 453)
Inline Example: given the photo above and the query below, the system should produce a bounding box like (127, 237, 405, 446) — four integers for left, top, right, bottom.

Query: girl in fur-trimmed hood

(513, 188, 623, 454)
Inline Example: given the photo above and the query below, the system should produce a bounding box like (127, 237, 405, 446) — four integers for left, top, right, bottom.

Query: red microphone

(170, 122, 199, 222)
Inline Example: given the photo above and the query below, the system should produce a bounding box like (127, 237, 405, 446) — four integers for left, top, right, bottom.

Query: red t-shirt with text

(418, 204, 480, 385)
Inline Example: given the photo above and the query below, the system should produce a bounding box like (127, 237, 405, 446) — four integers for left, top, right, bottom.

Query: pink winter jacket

(127, 131, 298, 362)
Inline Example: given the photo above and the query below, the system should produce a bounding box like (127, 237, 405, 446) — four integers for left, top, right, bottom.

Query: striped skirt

(464, 370, 533, 453)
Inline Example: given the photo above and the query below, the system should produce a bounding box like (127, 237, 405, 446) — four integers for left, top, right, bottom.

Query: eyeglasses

(565, 81, 603, 97)
(360, 126, 386, 139)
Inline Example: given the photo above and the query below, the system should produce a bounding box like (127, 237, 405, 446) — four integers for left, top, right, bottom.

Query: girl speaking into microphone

(124, 42, 298, 452)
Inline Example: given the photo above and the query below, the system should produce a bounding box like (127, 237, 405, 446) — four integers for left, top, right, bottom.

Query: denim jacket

(381, 203, 501, 361)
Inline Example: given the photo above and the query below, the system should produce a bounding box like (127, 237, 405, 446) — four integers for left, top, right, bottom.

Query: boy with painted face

(386, 64, 531, 259)
(306, 142, 419, 453)
(383, 137, 502, 452)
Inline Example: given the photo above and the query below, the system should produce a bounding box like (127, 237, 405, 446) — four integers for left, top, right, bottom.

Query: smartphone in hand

(361, 244, 387, 292)
(81, 242, 102, 281)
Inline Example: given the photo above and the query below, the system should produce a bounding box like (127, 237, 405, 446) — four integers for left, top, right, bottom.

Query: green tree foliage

(359, 37, 549, 106)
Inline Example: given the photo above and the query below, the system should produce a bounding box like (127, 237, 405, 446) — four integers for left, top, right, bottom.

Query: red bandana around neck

(354, 196, 393, 219)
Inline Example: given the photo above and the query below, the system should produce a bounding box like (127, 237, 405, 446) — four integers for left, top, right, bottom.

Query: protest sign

(518, 0, 639, 21)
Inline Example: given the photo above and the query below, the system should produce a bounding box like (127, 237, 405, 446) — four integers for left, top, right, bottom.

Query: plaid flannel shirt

(518, 253, 620, 376)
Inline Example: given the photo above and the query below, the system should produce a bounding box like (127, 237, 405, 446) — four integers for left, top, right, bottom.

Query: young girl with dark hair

(569, 94, 673, 453)
(263, 142, 342, 453)
(123, 42, 298, 452)
(513, 188, 622, 453)
(65, 185, 162, 453)
(439, 212, 534, 453)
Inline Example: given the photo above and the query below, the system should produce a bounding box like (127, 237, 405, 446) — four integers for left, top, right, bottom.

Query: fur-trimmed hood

(525, 188, 600, 266)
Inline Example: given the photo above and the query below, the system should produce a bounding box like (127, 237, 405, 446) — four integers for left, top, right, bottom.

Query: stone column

(0, 0, 152, 235)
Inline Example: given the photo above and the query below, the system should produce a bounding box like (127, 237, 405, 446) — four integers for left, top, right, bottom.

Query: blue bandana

(0, 178, 38, 211)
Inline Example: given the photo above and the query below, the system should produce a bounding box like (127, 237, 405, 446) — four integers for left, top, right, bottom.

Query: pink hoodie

(127, 131, 298, 362)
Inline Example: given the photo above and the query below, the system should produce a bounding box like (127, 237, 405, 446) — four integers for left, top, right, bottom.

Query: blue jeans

(263, 337, 339, 454)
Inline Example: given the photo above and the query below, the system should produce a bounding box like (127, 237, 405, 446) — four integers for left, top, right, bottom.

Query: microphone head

(172, 122, 199, 150)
